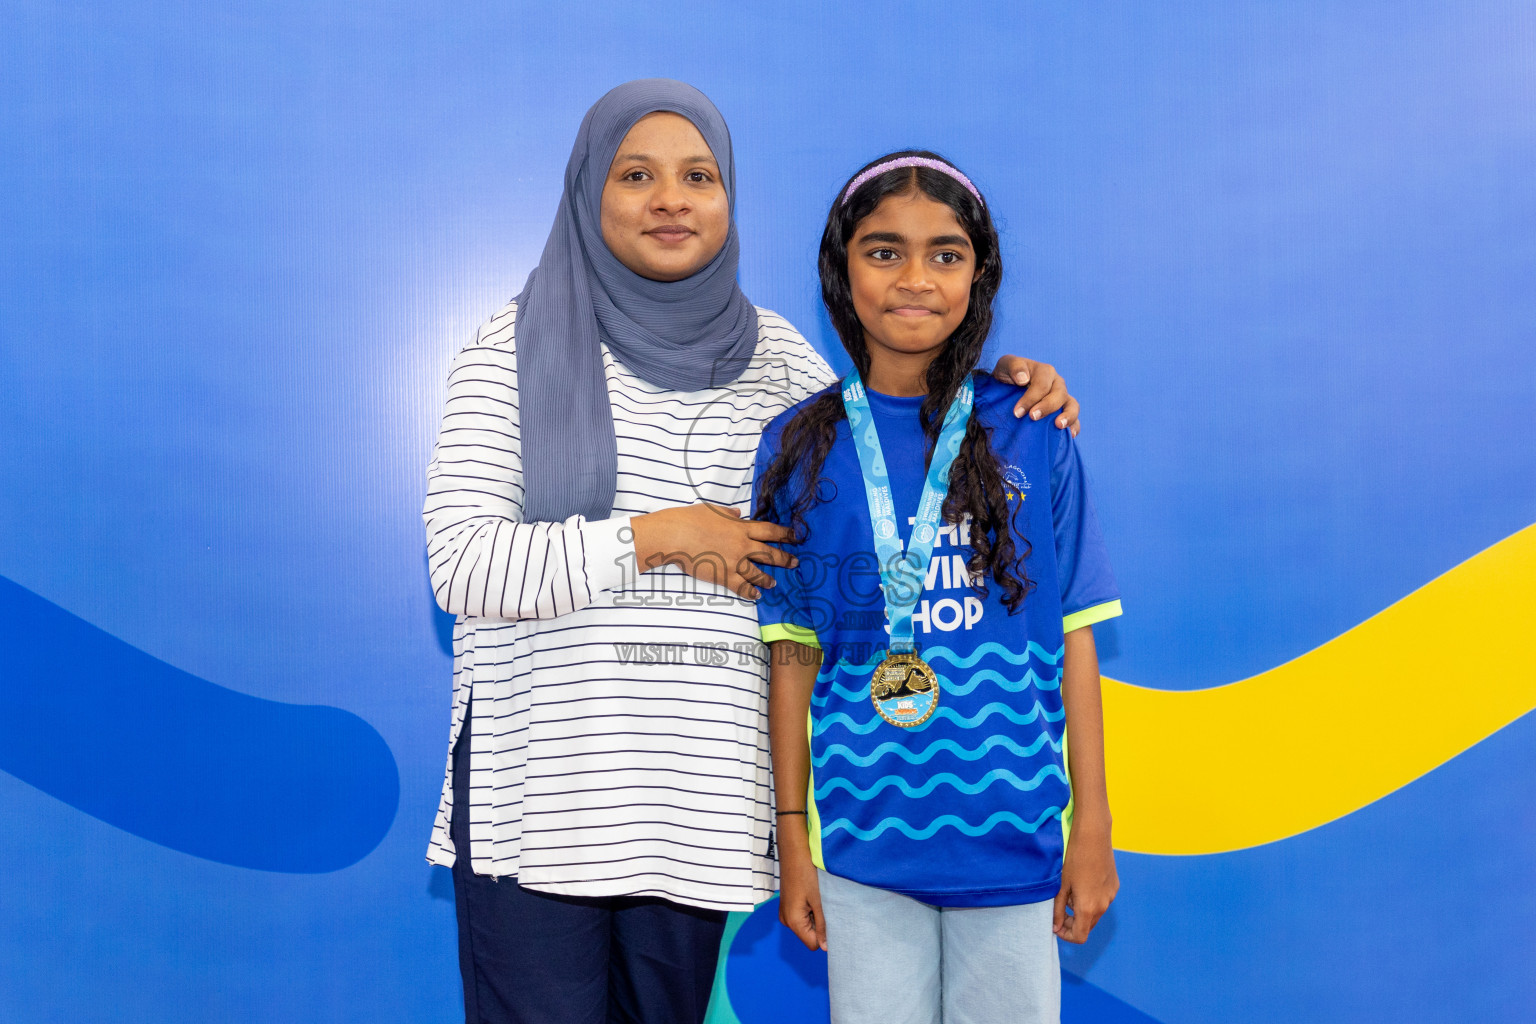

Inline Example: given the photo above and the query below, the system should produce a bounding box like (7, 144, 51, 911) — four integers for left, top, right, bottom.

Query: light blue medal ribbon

(840, 369, 974, 655)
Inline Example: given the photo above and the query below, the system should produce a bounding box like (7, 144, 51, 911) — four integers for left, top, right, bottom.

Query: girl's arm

(1054, 624, 1120, 943)
(768, 639, 827, 951)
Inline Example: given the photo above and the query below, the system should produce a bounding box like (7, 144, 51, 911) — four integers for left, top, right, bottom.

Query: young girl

(752, 151, 1123, 1024)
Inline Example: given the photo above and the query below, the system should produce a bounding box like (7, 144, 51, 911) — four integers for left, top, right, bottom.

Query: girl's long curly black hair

(757, 150, 1033, 612)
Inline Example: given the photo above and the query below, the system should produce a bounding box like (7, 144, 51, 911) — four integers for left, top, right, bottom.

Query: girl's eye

(870, 248, 900, 261)
(934, 251, 964, 265)
(622, 170, 650, 182)
(686, 170, 713, 183)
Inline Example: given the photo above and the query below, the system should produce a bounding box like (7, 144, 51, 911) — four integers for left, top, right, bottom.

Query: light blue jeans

(817, 869, 1060, 1024)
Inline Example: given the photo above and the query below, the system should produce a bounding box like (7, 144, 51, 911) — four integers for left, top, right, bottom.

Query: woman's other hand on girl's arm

(631, 503, 797, 600)
(769, 639, 828, 951)
(1053, 624, 1118, 943)
(991, 355, 1081, 435)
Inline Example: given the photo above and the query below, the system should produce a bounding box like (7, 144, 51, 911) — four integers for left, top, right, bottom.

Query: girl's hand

(631, 503, 797, 600)
(1053, 832, 1118, 944)
(778, 850, 828, 951)
(991, 355, 1081, 435)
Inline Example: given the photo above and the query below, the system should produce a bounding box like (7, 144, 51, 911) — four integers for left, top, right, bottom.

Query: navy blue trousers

(451, 712, 728, 1024)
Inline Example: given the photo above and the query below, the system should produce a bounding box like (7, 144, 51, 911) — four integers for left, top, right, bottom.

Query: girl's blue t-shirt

(752, 372, 1121, 907)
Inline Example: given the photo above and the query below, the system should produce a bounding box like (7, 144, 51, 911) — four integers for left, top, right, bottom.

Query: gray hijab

(516, 79, 758, 523)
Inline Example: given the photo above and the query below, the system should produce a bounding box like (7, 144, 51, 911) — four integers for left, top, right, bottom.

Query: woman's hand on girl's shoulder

(991, 355, 1081, 436)
(1053, 831, 1119, 944)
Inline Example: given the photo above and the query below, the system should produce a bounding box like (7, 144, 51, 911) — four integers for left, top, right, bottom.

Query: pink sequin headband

(839, 156, 984, 207)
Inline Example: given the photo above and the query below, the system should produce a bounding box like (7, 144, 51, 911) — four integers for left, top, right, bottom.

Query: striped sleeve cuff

(580, 515, 635, 599)
(760, 622, 821, 648)
(1062, 599, 1123, 634)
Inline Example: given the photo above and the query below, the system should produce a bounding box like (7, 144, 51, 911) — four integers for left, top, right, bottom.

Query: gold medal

(870, 651, 940, 728)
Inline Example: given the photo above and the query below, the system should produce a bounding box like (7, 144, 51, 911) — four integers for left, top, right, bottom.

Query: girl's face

(847, 190, 975, 370)
(600, 112, 730, 282)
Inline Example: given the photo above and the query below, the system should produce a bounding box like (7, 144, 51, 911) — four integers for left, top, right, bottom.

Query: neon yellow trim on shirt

(1060, 726, 1073, 851)
(1063, 599, 1123, 634)
(761, 622, 821, 648)
(806, 710, 825, 870)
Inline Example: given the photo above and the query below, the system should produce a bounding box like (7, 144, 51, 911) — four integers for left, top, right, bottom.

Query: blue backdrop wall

(2, 3, 1533, 1022)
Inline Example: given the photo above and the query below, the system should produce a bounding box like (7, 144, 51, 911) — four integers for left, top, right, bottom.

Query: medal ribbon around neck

(841, 369, 975, 726)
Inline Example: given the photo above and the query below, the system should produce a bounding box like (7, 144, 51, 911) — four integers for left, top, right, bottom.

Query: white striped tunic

(424, 300, 835, 911)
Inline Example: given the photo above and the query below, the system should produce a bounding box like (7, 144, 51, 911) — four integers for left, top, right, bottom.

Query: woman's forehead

(611, 112, 718, 166)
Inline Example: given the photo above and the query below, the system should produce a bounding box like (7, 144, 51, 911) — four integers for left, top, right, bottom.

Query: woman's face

(847, 189, 975, 365)
(600, 112, 730, 282)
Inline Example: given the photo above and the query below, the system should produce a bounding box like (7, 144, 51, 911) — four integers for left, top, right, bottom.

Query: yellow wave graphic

(1102, 524, 1536, 855)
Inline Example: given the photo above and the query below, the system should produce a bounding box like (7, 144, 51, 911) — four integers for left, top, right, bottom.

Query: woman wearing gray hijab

(422, 79, 1078, 1024)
